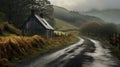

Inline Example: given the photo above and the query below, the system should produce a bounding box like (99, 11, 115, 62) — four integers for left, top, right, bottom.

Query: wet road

(18, 37, 120, 67)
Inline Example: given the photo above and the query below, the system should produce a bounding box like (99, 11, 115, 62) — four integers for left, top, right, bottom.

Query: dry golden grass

(0, 35, 77, 67)
(0, 35, 46, 58)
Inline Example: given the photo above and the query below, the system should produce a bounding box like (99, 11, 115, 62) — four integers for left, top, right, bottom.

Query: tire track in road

(84, 39, 120, 67)
(45, 40, 86, 67)
(63, 39, 95, 67)
(63, 38, 120, 67)
(17, 37, 85, 67)
(17, 37, 120, 67)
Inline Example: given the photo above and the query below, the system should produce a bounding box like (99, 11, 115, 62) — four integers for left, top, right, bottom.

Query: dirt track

(17, 37, 120, 67)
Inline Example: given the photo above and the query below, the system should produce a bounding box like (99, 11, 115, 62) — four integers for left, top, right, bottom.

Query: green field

(54, 18, 79, 35)
(54, 18, 78, 30)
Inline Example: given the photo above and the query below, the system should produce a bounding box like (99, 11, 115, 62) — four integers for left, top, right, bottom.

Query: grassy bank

(81, 34, 120, 60)
(0, 35, 77, 67)
(0, 22, 21, 36)
(104, 40, 120, 60)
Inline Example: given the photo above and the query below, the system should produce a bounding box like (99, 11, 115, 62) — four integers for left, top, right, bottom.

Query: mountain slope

(53, 6, 104, 27)
(54, 18, 78, 31)
(84, 9, 120, 24)
(54, 18, 79, 35)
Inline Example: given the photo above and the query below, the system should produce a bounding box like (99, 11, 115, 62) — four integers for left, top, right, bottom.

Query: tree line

(79, 22, 117, 37)
(0, 0, 54, 28)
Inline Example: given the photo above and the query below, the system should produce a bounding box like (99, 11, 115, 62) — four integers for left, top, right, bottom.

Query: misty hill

(54, 18, 79, 35)
(54, 18, 78, 31)
(84, 9, 120, 24)
(53, 6, 104, 27)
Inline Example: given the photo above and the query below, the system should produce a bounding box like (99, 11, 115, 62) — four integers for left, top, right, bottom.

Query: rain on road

(18, 37, 120, 67)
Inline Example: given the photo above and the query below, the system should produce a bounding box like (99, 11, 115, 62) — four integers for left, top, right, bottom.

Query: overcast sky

(49, 0, 120, 12)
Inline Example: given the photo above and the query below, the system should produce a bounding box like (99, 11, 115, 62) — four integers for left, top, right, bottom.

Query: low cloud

(49, 0, 120, 12)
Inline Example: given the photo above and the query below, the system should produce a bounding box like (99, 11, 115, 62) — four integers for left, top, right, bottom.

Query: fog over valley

(49, 0, 120, 12)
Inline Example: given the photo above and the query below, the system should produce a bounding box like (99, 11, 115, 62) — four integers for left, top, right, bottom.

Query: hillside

(0, 22, 21, 36)
(54, 18, 79, 35)
(0, 11, 21, 35)
(54, 18, 78, 30)
(53, 6, 104, 27)
(84, 9, 120, 24)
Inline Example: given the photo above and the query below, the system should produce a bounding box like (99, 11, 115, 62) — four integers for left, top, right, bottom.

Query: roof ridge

(34, 14, 54, 30)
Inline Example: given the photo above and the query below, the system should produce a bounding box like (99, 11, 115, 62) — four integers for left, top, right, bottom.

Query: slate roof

(35, 14, 54, 30)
